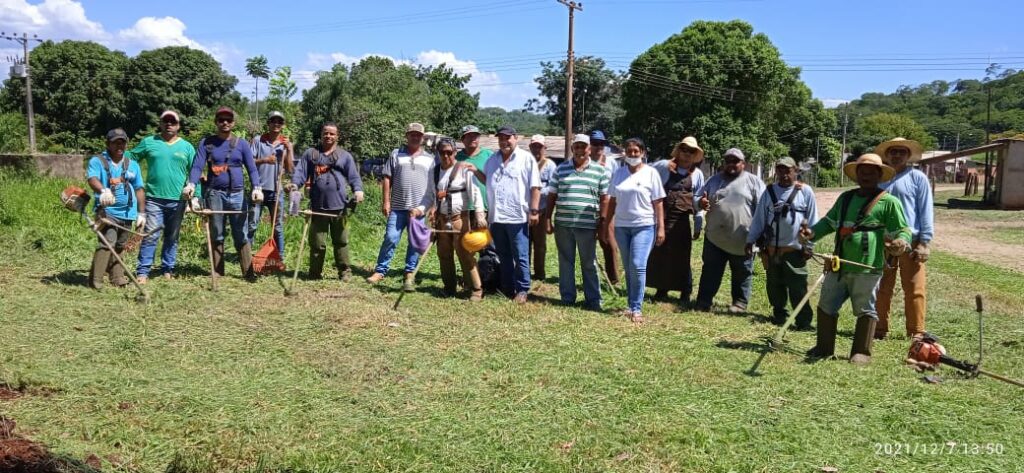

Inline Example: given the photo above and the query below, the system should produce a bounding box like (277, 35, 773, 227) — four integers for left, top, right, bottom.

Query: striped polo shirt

(383, 146, 435, 211)
(547, 158, 609, 229)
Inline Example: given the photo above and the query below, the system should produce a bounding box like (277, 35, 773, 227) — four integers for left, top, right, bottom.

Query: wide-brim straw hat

(672, 136, 704, 162)
(844, 153, 896, 182)
(875, 137, 924, 163)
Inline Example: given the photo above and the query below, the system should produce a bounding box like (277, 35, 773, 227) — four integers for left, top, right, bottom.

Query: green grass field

(1, 170, 1022, 472)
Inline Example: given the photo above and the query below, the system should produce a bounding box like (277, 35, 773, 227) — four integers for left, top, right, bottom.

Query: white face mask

(624, 156, 643, 166)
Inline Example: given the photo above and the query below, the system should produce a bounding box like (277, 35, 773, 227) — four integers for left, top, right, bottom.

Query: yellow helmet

(461, 229, 491, 253)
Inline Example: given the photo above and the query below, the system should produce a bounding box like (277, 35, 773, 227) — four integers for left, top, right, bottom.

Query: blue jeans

(616, 225, 656, 313)
(491, 222, 531, 295)
(696, 239, 754, 309)
(374, 210, 420, 275)
(246, 190, 285, 259)
(136, 197, 185, 277)
(207, 189, 248, 250)
(553, 225, 601, 306)
(818, 271, 883, 319)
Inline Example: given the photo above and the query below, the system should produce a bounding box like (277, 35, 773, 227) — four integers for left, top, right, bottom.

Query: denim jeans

(136, 197, 185, 277)
(696, 239, 753, 309)
(553, 225, 601, 306)
(373, 210, 420, 275)
(491, 222, 531, 295)
(616, 225, 656, 313)
(818, 271, 883, 320)
(246, 190, 285, 259)
(207, 189, 248, 250)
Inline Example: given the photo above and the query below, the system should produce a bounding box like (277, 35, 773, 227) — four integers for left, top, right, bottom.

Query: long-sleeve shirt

(811, 190, 911, 273)
(189, 136, 259, 191)
(292, 147, 363, 212)
(418, 164, 484, 216)
(880, 167, 934, 243)
(746, 183, 818, 250)
(703, 171, 765, 255)
(650, 159, 706, 234)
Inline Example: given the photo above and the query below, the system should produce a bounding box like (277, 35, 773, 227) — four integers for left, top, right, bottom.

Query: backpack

(757, 182, 803, 251)
(477, 243, 502, 293)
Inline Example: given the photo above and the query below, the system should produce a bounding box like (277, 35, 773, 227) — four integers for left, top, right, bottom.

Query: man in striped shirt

(544, 134, 610, 310)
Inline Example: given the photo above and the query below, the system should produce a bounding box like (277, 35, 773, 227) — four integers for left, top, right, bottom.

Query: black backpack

(476, 243, 502, 293)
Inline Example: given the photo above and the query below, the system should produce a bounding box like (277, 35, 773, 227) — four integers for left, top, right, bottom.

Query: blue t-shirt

(189, 136, 259, 191)
(87, 152, 144, 220)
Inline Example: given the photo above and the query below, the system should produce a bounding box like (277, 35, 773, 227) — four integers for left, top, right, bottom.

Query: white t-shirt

(609, 164, 666, 227)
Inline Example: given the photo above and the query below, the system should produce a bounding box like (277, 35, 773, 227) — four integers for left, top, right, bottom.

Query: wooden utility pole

(839, 105, 849, 186)
(558, 0, 582, 155)
(1, 32, 42, 154)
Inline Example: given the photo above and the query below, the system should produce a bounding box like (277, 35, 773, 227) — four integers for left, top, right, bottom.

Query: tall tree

(848, 113, 935, 156)
(526, 56, 622, 137)
(245, 55, 270, 124)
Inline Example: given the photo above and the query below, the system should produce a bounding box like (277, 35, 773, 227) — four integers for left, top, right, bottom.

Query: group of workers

(85, 107, 934, 364)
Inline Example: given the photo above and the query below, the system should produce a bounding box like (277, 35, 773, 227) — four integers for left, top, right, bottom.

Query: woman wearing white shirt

(605, 138, 666, 323)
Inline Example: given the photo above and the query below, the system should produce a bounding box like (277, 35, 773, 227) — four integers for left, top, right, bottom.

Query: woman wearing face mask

(605, 138, 666, 323)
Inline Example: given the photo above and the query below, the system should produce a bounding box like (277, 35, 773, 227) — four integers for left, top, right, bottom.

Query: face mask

(624, 156, 642, 166)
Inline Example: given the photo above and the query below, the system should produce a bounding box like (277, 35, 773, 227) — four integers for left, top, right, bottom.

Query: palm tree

(245, 55, 271, 123)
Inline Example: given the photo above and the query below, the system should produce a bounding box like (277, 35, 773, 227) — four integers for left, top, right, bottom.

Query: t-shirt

(880, 167, 934, 243)
(703, 171, 766, 255)
(484, 148, 541, 225)
(383, 146, 434, 211)
(746, 183, 818, 250)
(292, 147, 363, 212)
(87, 152, 144, 221)
(536, 158, 557, 211)
(811, 190, 911, 274)
(456, 148, 492, 210)
(251, 135, 289, 192)
(126, 135, 196, 200)
(189, 136, 259, 191)
(609, 165, 666, 228)
(547, 158, 608, 230)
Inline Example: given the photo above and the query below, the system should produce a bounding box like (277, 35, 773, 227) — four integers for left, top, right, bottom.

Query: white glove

(182, 183, 196, 199)
(135, 213, 147, 230)
(99, 188, 115, 206)
(190, 197, 202, 211)
(354, 191, 365, 203)
(251, 186, 264, 203)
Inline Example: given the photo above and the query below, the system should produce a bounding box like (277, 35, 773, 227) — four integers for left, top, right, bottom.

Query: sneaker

(402, 273, 416, 292)
(468, 291, 483, 302)
(513, 292, 529, 304)
(137, 275, 148, 285)
(366, 272, 385, 284)
(162, 273, 174, 280)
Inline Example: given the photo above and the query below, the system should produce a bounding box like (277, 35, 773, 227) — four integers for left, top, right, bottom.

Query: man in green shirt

(799, 153, 911, 364)
(128, 110, 197, 283)
(455, 125, 491, 211)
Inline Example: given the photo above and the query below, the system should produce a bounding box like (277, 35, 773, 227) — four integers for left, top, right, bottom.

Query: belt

(765, 246, 797, 256)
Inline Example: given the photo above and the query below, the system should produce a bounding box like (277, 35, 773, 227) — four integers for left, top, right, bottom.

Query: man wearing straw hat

(874, 137, 934, 341)
(799, 153, 911, 364)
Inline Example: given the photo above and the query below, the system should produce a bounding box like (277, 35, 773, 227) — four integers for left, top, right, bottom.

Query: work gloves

(189, 197, 202, 212)
(354, 191, 365, 203)
(182, 183, 196, 200)
(135, 213, 147, 230)
(798, 224, 815, 245)
(912, 241, 930, 263)
(252, 186, 264, 203)
(284, 183, 298, 192)
(99, 188, 116, 206)
(885, 238, 911, 257)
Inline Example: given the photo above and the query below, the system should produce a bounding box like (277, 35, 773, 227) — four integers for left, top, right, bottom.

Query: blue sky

(2, 0, 1021, 110)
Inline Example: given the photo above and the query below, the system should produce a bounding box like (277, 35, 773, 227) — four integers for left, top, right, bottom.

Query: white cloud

(0, 0, 108, 41)
(117, 16, 205, 52)
(821, 98, 850, 108)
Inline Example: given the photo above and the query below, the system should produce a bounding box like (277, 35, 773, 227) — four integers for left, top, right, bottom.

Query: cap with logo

(589, 130, 607, 142)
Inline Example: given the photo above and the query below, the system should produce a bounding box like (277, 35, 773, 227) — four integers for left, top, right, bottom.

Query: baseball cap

(267, 111, 285, 121)
(496, 125, 517, 136)
(775, 157, 797, 169)
(530, 134, 545, 145)
(215, 106, 235, 119)
(106, 128, 129, 142)
(572, 134, 590, 145)
(589, 130, 607, 142)
(159, 110, 180, 122)
(406, 122, 425, 134)
(723, 148, 745, 161)
(460, 125, 481, 137)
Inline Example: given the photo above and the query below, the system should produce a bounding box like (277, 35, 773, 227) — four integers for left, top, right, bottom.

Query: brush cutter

(284, 209, 348, 296)
(97, 217, 164, 253)
(187, 202, 243, 292)
(907, 296, 1024, 388)
(60, 186, 150, 304)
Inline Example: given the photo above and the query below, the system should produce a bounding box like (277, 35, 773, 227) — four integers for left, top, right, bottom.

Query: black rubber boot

(850, 316, 877, 365)
(806, 309, 838, 359)
(239, 243, 254, 280)
(212, 243, 225, 276)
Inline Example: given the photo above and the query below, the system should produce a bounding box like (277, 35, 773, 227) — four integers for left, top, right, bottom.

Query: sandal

(629, 312, 644, 324)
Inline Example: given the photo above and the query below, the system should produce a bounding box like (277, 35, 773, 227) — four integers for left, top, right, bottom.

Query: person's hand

(382, 201, 391, 218)
(529, 212, 539, 227)
(437, 190, 448, 200)
(354, 191, 365, 203)
(410, 208, 424, 218)
(135, 213, 146, 230)
(251, 187, 264, 203)
(546, 216, 554, 235)
(912, 241, 930, 263)
(798, 222, 814, 244)
(698, 193, 710, 211)
(462, 163, 477, 173)
(182, 183, 196, 199)
(885, 238, 910, 257)
(285, 183, 298, 192)
(190, 197, 202, 212)
(656, 227, 666, 246)
(99, 188, 115, 206)
(744, 243, 754, 257)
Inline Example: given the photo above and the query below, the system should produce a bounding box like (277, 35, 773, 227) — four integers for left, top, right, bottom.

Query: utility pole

(558, 0, 583, 155)
(2, 32, 42, 154)
(840, 105, 849, 186)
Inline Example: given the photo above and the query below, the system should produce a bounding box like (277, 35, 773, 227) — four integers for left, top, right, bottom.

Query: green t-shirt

(456, 148, 492, 210)
(811, 190, 911, 273)
(127, 135, 197, 200)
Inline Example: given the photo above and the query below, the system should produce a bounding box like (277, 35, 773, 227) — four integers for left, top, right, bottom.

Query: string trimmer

(186, 201, 242, 292)
(284, 208, 350, 296)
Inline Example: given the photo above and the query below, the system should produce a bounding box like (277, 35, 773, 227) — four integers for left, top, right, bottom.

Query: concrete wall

(0, 154, 86, 180)
(997, 140, 1024, 210)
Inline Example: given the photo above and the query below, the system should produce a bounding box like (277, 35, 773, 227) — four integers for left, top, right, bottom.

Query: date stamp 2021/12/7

(874, 442, 1005, 456)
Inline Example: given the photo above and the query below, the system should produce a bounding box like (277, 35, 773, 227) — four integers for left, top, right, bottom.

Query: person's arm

(746, 192, 770, 256)
(187, 139, 207, 185)
(86, 157, 104, 193)
(917, 173, 934, 244)
(415, 169, 435, 217)
(283, 141, 295, 174)
(692, 169, 705, 237)
(290, 150, 308, 188)
(343, 152, 364, 202)
(131, 162, 146, 217)
(654, 198, 665, 246)
(241, 140, 260, 189)
(381, 152, 395, 217)
(603, 195, 616, 244)
(528, 158, 541, 225)
(750, 175, 766, 215)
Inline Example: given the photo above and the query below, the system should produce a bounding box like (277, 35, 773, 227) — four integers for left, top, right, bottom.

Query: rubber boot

(107, 251, 128, 287)
(850, 316, 877, 365)
(89, 248, 112, 289)
(239, 243, 254, 280)
(403, 272, 416, 292)
(806, 309, 838, 359)
(212, 243, 225, 276)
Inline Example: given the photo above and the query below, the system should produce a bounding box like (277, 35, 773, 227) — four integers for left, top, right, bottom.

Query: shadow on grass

(40, 270, 88, 287)
(936, 197, 995, 210)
